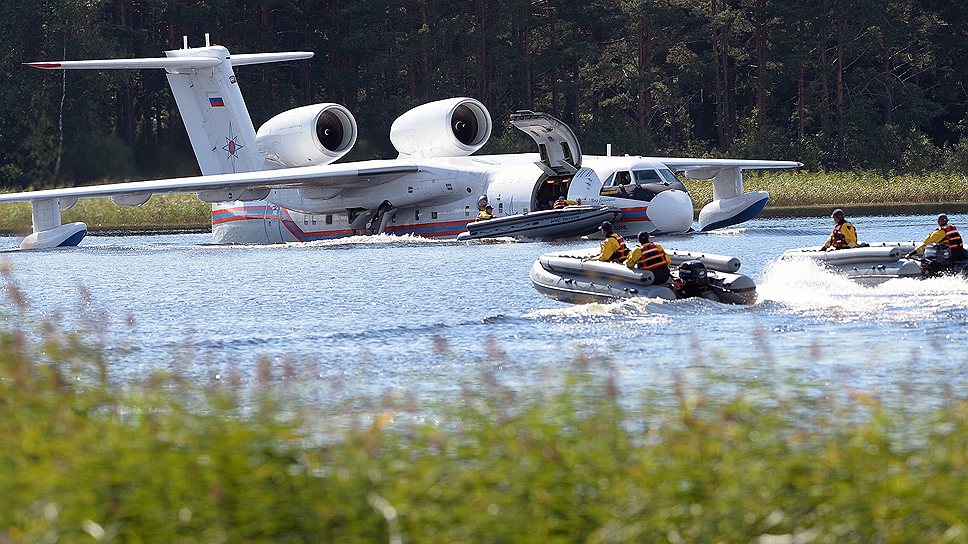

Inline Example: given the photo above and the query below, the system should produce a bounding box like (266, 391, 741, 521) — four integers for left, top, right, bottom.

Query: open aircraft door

(510, 111, 583, 210)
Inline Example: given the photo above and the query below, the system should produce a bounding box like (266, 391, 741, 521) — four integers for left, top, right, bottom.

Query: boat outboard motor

(677, 260, 710, 298)
(920, 243, 953, 277)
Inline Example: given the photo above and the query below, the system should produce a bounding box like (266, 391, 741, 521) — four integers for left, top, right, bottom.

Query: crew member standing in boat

(585, 221, 629, 263)
(821, 208, 858, 250)
(913, 213, 968, 260)
(625, 231, 672, 284)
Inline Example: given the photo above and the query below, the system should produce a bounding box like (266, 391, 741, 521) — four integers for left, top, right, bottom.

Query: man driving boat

(913, 213, 968, 260)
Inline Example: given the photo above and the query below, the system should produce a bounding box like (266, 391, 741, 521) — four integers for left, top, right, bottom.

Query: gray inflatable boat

(457, 205, 622, 241)
(530, 249, 757, 305)
(781, 242, 968, 284)
(780, 242, 922, 285)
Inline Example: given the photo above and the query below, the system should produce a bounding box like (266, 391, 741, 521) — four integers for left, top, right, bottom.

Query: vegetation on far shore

(2, 171, 967, 234)
(0, 193, 210, 234)
(683, 170, 968, 211)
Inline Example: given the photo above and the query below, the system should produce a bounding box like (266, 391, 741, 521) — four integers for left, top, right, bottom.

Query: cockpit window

(600, 167, 688, 201)
(658, 168, 679, 183)
(632, 170, 662, 184)
(602, 171, 632, 187)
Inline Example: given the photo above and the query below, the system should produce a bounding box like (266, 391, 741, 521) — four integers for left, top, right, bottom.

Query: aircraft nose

(648, 190, 694, 233)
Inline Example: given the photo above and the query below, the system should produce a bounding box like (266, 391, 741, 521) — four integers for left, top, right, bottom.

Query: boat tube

(780, 242, 935, 284)
(457, 205, 622, 241)
(530, 249, 756, 305)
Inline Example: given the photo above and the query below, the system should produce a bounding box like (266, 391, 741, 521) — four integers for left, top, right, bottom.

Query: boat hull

(781, 242, 924, 285)
(530, 250, 756, 305)
(457, 205, 622, 241)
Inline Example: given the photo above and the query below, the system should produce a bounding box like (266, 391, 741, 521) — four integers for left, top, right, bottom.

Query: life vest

(830, 221, 852, 249)
(606, 233, 630, 262)
(637, 243, 669, 270)
(943, 225, 964, 250)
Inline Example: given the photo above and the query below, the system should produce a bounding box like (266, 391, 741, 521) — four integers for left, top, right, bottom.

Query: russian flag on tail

(207, 93, 225, 107)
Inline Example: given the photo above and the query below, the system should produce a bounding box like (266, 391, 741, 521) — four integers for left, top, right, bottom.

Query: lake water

(3, 213, 967, 411)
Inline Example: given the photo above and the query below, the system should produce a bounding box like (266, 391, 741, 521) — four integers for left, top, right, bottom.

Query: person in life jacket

(913, 213, 968, 260)
(477, 205, 494, 221)
(552, 196, 580, 209)
(821, 208, 858, 250)
(585, 221, 629, 263)
(625, 231, 672, 284)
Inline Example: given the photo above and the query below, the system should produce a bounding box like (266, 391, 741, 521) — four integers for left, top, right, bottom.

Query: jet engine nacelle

(256, 104, 358, 168)
(390, 97, 491, 158)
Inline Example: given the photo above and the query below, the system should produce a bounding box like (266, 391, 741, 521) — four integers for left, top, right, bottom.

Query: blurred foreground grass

(3, 298, 968, 542)
(2, 171, 967, 233)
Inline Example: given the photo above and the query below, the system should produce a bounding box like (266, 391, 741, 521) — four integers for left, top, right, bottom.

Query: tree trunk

(835, 0, 846, 166)
(755, 0, 767, 128)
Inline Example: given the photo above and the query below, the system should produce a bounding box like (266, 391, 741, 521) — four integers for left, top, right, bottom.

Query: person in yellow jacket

(821, 208, 858, 250)
(552, 196, 580, 209)
(476, 205, 494, 221)
(625, 231, 672, 284)
(584, 221, 629, 263)
(912, 213, 968, 260)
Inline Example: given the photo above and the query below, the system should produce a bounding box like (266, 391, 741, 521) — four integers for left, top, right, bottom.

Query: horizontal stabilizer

(230, 52, 314, 66)
(25, 57, 223, 70)
(26, 52, 313, 71)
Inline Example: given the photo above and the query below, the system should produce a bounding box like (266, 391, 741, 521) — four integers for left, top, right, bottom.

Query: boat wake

(525, 292, 748, 323)
(757, 257, 968, 322)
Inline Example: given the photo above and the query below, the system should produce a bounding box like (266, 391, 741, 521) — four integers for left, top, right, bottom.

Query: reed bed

(2, 295, 968, 542)
(0, 194, 210, 233)
(685, 170, 968, 209)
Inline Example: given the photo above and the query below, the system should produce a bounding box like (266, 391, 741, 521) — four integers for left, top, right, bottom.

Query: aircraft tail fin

(27, 37, 313, 176)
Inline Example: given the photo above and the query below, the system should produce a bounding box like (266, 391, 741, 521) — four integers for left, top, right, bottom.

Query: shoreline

(3, 203, 968, 236)
(757, 201, 968, 218)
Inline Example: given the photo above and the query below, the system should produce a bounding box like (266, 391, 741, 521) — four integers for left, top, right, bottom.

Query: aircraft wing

(0, 159, 420, 204)
(653, 158, 803, 171)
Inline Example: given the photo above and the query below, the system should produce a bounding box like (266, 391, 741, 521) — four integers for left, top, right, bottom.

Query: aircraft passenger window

(415, 210, 420, 221)
(432, 211, 438, 219)
(616, 171, 632, 185)
(325, 214, 333, 225)
(312, 215, 317, 225)
(498, 203, 504, 213)
(633, 170, 662, 184)
(465, 206, 471, 217)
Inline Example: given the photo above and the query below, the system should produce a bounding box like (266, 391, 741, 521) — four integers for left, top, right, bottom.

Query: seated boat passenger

(476, 205, 494, 221)
(625, 231, 672, 284)
(552, 196, 580, 209)
(821, 208, 858, 250)
(912, 213, 968, 261)
(584, 221, 629, 263)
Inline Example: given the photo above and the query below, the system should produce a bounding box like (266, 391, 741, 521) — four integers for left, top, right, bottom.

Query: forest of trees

(1, 0, 968, 189)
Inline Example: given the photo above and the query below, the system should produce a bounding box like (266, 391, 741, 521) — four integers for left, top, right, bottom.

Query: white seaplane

(0, 35, 802, 250)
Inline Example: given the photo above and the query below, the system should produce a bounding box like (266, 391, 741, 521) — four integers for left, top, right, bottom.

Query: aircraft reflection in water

(1, 34, 801, 250)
